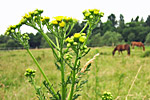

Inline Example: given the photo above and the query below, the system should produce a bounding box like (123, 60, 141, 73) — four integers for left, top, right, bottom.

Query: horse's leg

(132, 45, 134, 49)
(121, 51, 123, 55)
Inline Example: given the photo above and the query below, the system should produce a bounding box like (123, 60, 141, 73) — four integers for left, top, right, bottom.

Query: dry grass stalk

(80, 53, 99, 73)
(125, 65, 143, 100)
(115, 96, 120, 100)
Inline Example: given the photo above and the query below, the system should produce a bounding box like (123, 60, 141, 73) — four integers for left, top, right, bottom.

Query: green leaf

(55, 62, 61, 70)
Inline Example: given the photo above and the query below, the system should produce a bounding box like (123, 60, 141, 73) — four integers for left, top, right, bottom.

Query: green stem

(79, 22, 89, 33)
(26, 49, 59, 99)
(83, 23, 92, 46)
(67, 52, 79, 100)
(60, 36, 66, 100)
(66, 23, 75, 37)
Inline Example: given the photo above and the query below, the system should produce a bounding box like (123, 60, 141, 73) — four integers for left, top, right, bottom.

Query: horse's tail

(142, 44, 145, 51)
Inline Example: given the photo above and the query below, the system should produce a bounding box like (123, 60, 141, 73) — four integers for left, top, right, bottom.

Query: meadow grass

(0, 46, 150, 100)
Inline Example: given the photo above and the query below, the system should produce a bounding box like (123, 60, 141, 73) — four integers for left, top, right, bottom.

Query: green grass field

(0, 46, 150, 100)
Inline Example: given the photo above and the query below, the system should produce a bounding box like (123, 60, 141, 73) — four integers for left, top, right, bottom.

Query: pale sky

(1, 0, 150, 34)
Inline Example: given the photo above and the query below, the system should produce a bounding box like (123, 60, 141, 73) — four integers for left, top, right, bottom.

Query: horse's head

(112, 48, 116, 56)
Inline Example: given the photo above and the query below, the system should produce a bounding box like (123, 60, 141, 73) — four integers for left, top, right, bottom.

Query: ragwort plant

(5, 9, 104, 100)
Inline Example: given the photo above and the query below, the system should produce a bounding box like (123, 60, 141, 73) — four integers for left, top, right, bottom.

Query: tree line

(1, 13, 150, 49)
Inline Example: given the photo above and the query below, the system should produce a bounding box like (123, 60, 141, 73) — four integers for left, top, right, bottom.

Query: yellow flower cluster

(82, 9, 104, 20)
(50, 16, 78, 28)
(23, 9, 43, 20)
(40, 16, 50, 24)
(5, 9, 44, 36)
(65, 33, 86, 48)
(24, 68, 36, 77)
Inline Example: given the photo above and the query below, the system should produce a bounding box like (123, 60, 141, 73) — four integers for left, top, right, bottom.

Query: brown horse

(131, 41, 145, 51)
(112, 44, 130, 56)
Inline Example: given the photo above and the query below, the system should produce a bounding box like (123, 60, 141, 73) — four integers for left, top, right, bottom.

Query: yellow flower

(74, 33, 81, 39)
(11, 25, 16, 29)
(51, 20, 58, 25)
(44, 16, 50, 22)
(85, 12, 91, 17)
(89, 9, 94, 12)
(65, 37, 70, 42)
(26, 14, 32, 19)
(29, 11, 34, 16)
(94, 10, 99, 15)
(23, 13, 28, 18)
(54, 16, 64, 22)
(59, 21, 65, 27)
(45, 16, 50, 20)
(68, 38, 74, 43)
(20, 18, 27, 24)
(64, 16, 72, 22)
(94, 9, 99, 12)
(72, 18, 78, 23)
(40, 18, 44, 22)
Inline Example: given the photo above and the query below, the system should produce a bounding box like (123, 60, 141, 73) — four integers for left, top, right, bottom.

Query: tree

(146, 15, 150, 26)
(145, 32, 150, 45)
(117, 14, 125, 34)
(28, 32, 42, 48)
(101, 31, 124, 46)
(108, 14, 117, 27)
(6, 39, 22, 49)
(88, 33, 102, 47)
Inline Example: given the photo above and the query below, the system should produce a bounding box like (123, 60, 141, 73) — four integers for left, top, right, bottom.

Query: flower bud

(84, 49, 88, 53)
(99, 12, 104, 17)
(73, 42, 78, 46)
(82, 10, 88, 14)
(67, 43, 71, 48)
(38, 9, 43, 14)
(83, 45, 87, 49)
(81, 33, 86, 36)
(11, 29, 15, 33)
(79, 36, 86, 43)
(90, 15, 93, 19)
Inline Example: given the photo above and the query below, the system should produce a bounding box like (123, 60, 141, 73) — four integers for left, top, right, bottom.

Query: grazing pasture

(0, 46, 150, 100)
